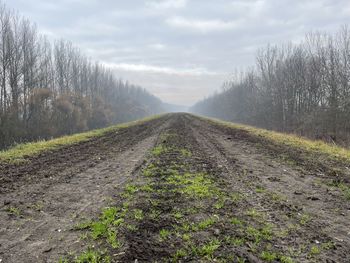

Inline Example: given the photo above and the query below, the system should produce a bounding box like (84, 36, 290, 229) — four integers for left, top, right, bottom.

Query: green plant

(246, 224, 273, 244)
(74, 248, 110, 263)
(133, 209, 144, 220)
(125, 184, 138, 194)
(182, 233, 191, 241)
(91, 221, 108, 239)
(7, 206, 21, 216)
(159, 229, 171, 240)
(309, 245, 321, 256)
(280, 255, 294, 263)
(197, 239, 221, 258)
(172, 211, 183, 219)
(107, 229, 122, 249)
(74, 221, 92, 230)
(255, 185, 266, 193)
(214, 198, 226, 209)
(246, 209, 263, 219)
(231, 217, 243, 226)
(173, 248, 187, 260)
(300, 214, 311, 225)
(237, 257, 246, 263)
(197, 217, 217, 230)
(260, 251, 277, 261)
(321, 241, 335, 250)
(338, 183, 350, 200)
(225, 237, 245, 246)
(152, 145, 169, 156)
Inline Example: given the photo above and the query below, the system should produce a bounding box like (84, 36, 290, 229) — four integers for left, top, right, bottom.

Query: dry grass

(0, 115, 164, 164)
(198, 115, 350, 163)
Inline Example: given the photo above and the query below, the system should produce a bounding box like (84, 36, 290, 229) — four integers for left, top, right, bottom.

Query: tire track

(0, 116, 171, 263)
(188, 114, 350, 262)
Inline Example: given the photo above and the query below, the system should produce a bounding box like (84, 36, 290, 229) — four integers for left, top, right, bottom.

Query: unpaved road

(0, 113, 349, 262)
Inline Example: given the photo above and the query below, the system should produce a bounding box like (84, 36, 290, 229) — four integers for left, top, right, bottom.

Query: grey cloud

(4, 0, 350, 105)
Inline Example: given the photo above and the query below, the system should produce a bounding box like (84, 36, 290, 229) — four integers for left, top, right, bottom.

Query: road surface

(0, 113, 349, 262)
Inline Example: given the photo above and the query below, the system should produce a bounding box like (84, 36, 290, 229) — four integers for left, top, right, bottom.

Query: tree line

(191, 26, 350, 146)
(0, 4, 164, 150)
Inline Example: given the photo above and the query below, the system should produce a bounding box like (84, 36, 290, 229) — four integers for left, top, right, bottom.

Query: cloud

(104, 62, 221, 76)
(5, 0, 350, 105)
(166, 16, 239, 33)
(148, 43, 166, 50)
(146, 0, 187, 9)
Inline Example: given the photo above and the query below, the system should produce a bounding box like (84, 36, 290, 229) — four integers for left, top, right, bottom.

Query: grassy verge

(195, 115, 350, 165)
(0, 114, 164, 164)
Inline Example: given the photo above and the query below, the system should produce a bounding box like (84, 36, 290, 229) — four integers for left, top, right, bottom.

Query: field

(0, 113, 349, 262)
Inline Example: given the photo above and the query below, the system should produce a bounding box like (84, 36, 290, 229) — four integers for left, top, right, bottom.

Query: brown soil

(0, 113, 349, 263)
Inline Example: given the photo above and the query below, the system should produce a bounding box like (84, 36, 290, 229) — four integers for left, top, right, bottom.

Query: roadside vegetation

(196, 114, 350, 201)
(0, 2, 164, 151)
(0, 115, 163, 164)
(191, 26, 350, 147)
(200, 115, 350, 164)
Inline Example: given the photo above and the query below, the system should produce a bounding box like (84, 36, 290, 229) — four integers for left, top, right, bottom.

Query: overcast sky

(5, 0, 350, 106)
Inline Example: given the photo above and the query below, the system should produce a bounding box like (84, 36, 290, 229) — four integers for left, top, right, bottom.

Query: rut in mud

(1, 113, 350, 263)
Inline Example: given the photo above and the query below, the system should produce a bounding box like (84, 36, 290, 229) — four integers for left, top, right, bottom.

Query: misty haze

(1, 1, 350, 262)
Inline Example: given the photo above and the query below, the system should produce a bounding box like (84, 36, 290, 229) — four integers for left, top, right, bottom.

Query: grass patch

(151, 145, 170, 156)
(197, 115, 350, 164)
(299, 213, 311, 225)
(74, 248, 110, 263)
(231, 217, 244, 226)
(0, 114, 164, 164)
(309, 245, 321, 257)
(246, 224, 273, 244)
(260, 251, 277, 261)
(195, 239, 221, 258)
(166, 172, 220, 199)
(80, 206, 124, 249)
(196, 217, 217, 231)
(133, 209, 144, 220)
(159, 229, 171, 240)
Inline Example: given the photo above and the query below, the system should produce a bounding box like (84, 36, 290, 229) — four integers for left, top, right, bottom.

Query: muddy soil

(0, 116, 171, 262)
(1, 113, 349, 262)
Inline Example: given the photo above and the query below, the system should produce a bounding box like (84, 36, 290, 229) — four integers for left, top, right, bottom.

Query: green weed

(7, 206, 21, 217)
(299, 214, 311, 225)
(196, 239, 221, 258)
(231, 217, 244, 226)
(133, 209, 144, 220)
(255, 185, 266, 193)
(74, 248, 110, 263)
(197, 217, 217, 230)
(310, 245, 321, 255)
(173, 248, 187, 261)
(260, 251, 277, 261)
(159, 229, 171, 240)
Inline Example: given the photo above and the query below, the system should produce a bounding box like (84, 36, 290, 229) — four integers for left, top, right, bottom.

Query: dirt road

(0, 113, 349, 262)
